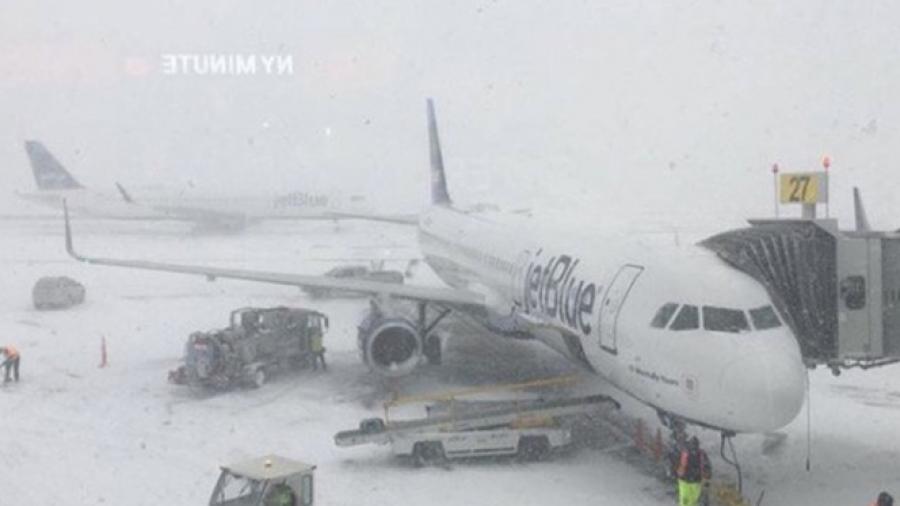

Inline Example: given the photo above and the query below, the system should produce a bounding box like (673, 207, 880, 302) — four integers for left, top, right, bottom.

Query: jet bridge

(701, 208, 900, 371)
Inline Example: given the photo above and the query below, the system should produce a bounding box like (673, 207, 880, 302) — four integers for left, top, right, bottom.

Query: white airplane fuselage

(18, 188, 352, 222)
(419, 205, 807, 433)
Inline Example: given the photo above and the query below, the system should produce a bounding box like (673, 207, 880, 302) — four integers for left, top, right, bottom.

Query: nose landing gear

(657, 410, 746, 498)
(719, 431, 742, 495)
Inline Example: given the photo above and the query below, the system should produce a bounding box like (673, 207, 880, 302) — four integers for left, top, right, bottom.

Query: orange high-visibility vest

(677, 449, 708, 482)
(2, 346, 19, 359)
(677, 451, 689, 478)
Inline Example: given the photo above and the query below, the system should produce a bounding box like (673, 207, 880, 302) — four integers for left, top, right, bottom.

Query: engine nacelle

(358, 317, 424, 377)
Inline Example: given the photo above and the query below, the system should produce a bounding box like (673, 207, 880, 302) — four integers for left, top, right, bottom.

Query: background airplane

(16, 140, 400, 230)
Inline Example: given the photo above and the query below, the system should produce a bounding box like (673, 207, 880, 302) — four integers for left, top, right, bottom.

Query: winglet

(115, 182, 135, 203)
(63, 200, 86, 262)
(427, 99, 452, 206)
(853, 187, 871, 232)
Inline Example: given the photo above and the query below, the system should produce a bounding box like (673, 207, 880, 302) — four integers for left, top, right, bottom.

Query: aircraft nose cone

(721, 350, 806, 432)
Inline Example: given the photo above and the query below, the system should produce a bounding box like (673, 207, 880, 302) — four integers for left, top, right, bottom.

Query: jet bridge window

(669, 305, 699, 331)
(840, 275, 866, 310)
(748, 305, 782, 330)
(650, 303, 680, 328)
(702, 306, 750, 333)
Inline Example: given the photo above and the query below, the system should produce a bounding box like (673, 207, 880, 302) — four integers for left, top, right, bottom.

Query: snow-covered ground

(1, 218, 898, 505)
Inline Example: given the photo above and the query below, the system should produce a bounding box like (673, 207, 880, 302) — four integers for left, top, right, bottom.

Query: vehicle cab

(209, 455, 315, 506)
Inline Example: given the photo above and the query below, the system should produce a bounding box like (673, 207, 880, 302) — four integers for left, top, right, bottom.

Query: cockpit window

(749, 305, 782, 330)
(669, 305, 699, 331)
(702, 306, 750, 333)
(650, 303, 679, 328)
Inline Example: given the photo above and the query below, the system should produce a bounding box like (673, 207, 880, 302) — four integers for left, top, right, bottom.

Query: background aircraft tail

(427, 99, 452, 206)
(25, 140, 84, 190)
(853, 187, 871, 232)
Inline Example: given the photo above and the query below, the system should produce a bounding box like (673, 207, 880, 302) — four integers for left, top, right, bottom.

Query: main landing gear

(418, 301, 451, 366)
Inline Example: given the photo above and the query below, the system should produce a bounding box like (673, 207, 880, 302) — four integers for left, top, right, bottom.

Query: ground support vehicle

(169, 307, 328, 390)
(390, 424, 572, 465)
(209, 454, 315, 506)
(335, 393, 618, 465)
(32, 275, 85, 310)
(303, 265, 404, 298)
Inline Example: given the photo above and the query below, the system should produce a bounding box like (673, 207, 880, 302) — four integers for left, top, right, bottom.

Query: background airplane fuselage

(419, 205, 807, 433)
(18, 187, 352, 221)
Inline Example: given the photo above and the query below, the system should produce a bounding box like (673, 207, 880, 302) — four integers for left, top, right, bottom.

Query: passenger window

(650, 303, 679, 328)
(669, 305, 699, 331)
(703, 306, 750, 333)
(749, 306, 782, 330)
(840, 275, 866, 310)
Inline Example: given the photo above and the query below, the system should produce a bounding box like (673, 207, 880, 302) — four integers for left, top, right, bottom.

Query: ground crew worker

(872, 491, 894, 506)
(676, 436, 711, 506)
(265, 483, 296, 506)
(667, 420, 688, 479)
(1, 345, 20, 383)
(310, 328, 326, 372)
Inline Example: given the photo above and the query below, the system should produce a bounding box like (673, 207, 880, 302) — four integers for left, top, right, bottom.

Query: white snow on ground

(0, 219, 898, 505)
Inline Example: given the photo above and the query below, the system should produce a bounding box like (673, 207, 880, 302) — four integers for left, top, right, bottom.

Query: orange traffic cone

(99, 336, 108, 368)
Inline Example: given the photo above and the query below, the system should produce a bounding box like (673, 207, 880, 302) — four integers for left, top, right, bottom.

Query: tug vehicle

(169, 307, 328, 390)
(209, 454, 315, 506)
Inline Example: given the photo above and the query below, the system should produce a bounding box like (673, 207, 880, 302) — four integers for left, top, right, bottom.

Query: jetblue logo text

(523, 251, 598, 336)
(273, 192, 329, 209)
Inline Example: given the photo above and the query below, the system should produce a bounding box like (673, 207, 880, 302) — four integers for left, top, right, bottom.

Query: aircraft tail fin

(427, 99, 452, 206)
(25, 141, 83, 190)
(853, 187, 871, 232)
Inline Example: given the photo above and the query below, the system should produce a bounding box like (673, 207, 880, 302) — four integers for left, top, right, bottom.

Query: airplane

(62, 99, 808, 437)
(17, 140, 395, 230)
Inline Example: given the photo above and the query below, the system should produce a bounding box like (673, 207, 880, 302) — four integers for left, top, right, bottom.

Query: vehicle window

(260, 312, 279, 329)
(650, 303, 679, 328)
(749, 306, 782, 330)
(669, 305, 699, 331)
(211, 472, 264, 504)
(301, 475, 313, 506)
(702, 306, 750, 333)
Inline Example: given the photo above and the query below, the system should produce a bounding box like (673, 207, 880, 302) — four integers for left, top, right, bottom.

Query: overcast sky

(2, 1, 899, 227)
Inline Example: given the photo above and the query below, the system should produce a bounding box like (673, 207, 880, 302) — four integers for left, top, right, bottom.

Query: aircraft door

(510, 250, 532, 308)
(598, 264, 644, 354)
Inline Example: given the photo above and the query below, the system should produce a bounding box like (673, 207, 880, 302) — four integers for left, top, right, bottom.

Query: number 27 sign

(779, 172, 828, 204)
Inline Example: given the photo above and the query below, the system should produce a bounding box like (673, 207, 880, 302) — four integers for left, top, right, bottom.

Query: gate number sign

(779, 172, 828, 204)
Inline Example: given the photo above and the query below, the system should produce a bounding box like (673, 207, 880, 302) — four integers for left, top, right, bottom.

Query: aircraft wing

(63, 205, 484, 306)
(324, 211, 419, 225)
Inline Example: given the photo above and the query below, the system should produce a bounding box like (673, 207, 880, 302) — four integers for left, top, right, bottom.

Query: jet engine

(358, 316, 424, 377)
